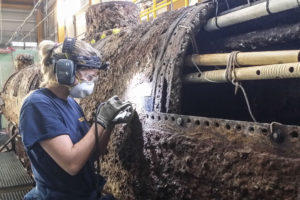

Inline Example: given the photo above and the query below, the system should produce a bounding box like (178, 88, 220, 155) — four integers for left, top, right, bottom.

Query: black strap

(214, 0, 221, 30)
(266, 0, 272, 14)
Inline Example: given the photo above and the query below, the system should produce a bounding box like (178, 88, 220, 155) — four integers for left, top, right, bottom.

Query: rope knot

(226, 51, 257, 122)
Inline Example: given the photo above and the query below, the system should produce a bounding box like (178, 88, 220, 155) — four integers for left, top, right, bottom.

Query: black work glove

(96, 96, 131, 128)
(112, 105, 134, 125)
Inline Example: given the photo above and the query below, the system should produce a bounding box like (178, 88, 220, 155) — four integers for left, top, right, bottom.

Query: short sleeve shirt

(19, 88, 102, 200)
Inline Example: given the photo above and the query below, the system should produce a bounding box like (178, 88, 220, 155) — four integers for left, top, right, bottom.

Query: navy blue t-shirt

(19, 88, 103, 200)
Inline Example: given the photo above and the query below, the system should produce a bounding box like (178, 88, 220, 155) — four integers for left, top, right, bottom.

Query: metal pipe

(183, 62, 300, 83)
(185, 50, 300, 67)
(153, 0, 157, 18)
(204, 0, 300, 32)
(185, 0, 189, 7)
(0, 131, 18, 152)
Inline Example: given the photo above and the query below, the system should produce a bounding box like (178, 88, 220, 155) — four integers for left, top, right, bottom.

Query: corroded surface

(81, 3, 214, 118)
(80, 2, 300, 199)
(0, 65, 41, 124)
(208, 21, 300, 52)
(15, 54, 34, 71)
(99, 111, 300, 199)
(80, 3, 216, 199)
(0, 66, 40, 176)
(140, 113, 300, 199)
(85, 1, 139, 42)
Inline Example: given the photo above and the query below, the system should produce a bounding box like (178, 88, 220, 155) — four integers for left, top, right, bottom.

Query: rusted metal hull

(97, 111, 300, 199)
(85, 1, 139, 42)
(81, 2, 300, 199)
(0, 66, 41, 125)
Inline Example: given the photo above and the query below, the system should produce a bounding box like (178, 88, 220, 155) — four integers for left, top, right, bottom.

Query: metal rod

(184, 62, 300, 83)
(0, 131, 18, 152)
(185, 50, 300, 67)
(6, 0, 44, 45)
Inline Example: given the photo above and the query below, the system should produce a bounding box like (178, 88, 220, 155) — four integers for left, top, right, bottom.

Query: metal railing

(139, 0, 189, 21)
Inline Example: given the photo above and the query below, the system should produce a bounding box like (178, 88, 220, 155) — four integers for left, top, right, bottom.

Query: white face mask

(69, 81, 95, 98)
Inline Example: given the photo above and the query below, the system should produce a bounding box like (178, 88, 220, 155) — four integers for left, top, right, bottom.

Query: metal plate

(0, 152, 33, 190)
(143, 112, 300, 157)
(0, 188, 32, 200)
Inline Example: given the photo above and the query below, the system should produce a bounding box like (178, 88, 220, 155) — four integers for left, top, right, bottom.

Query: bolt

(176, 117, 183, 126)
(271, 131, 285, 144)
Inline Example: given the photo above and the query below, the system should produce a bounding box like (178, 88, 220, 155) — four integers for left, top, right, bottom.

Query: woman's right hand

(96, 96, 132, 128)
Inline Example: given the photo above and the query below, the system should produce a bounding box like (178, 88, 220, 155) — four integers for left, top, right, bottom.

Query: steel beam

(1, 3, 33, 10)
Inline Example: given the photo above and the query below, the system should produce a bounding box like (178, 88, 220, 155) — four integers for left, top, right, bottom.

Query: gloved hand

(112, 105, 134, 125)
(96, 96, 131, 128)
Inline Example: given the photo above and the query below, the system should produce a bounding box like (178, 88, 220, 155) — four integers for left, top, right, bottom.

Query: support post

(36, 9, 43, 43)
(153, 0, 157, 18)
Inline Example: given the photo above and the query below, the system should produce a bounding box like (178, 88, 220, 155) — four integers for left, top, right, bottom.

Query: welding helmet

(50, 37, 108, 85)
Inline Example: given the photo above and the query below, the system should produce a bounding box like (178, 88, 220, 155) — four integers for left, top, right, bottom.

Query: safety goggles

(75, 69, 99, 83)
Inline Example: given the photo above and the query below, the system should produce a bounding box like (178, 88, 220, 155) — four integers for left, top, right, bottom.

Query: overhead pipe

(204, 0, 300, 32)
(183, 62, 300, 83)
(185, 50, 300, 67)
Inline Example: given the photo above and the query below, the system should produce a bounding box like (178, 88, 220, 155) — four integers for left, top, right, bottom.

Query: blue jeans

(24, 187, 43, 200)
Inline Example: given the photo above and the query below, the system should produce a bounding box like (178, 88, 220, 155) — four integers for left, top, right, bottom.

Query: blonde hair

(38, 39, 102, 87)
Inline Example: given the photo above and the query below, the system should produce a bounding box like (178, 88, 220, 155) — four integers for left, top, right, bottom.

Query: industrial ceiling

(1, 0, 37, 46)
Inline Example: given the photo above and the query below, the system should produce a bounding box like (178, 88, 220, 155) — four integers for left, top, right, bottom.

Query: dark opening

(182, 78, 300, 125)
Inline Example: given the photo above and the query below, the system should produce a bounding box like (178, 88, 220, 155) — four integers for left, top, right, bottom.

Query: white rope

(270, 122, 282, 134)
(226, 51, 257, 122)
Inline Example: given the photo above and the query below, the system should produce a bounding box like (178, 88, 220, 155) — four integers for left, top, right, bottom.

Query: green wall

(0, 48, 38, 129)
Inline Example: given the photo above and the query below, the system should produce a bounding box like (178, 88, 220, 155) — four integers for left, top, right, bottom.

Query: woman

(19, 38, 131, 200)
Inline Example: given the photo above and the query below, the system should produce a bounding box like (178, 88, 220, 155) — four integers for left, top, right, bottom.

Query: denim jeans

(24, 187, 43, 200)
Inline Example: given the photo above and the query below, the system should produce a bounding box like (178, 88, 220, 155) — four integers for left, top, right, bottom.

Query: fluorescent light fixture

(25, 42, 37, 47)
(11, 41, 25, 47)
(11, 41, 37, 47)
